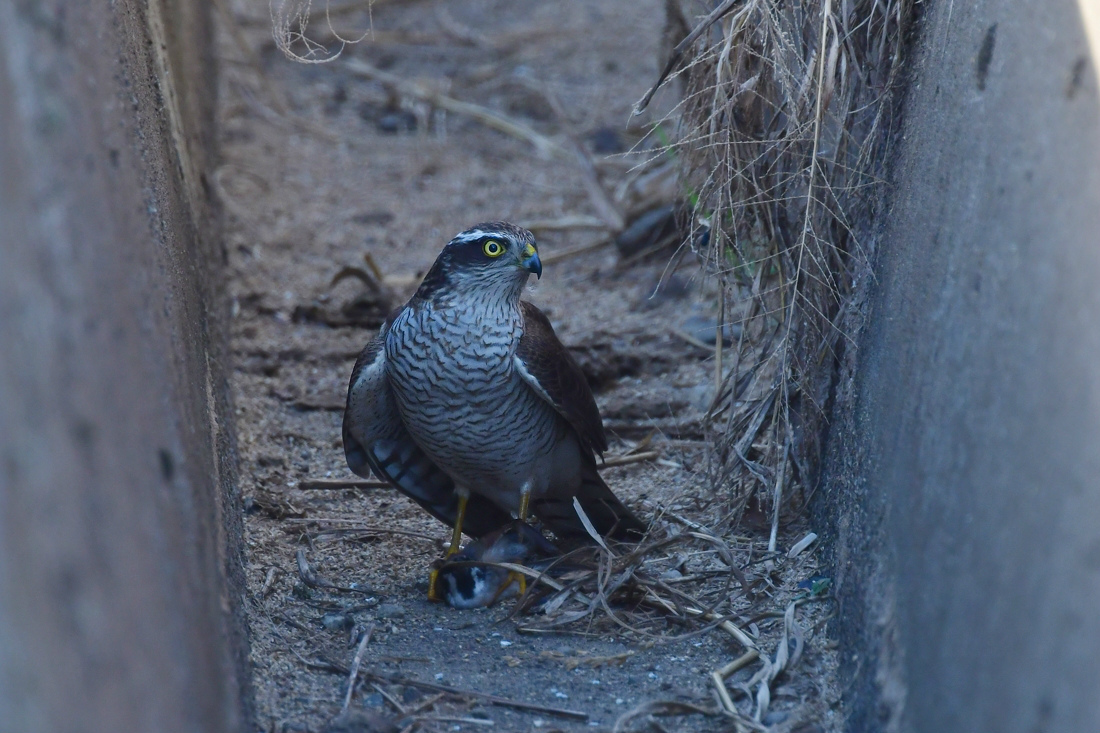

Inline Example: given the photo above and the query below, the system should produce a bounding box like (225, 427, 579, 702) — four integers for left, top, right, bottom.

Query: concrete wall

(821, 0, 1100, 731)
(0, 0, 251, 730)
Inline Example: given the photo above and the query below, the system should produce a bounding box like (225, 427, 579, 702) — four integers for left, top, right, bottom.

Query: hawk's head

(415, 222, 541, 302)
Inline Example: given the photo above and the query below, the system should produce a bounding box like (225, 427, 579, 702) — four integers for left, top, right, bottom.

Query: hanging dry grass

(641, 0, 912, 533)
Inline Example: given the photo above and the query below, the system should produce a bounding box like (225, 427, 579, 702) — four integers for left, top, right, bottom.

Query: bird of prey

(343, 222, 644, 597)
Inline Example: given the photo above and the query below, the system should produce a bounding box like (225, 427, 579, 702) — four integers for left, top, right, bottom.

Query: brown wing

(515, 302, 645, 542)
(514, 301, 607, 457)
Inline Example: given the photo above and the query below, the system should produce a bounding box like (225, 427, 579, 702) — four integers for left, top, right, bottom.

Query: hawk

(343, 222, 644, 597)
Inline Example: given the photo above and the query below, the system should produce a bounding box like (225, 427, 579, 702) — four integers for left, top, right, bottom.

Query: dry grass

(472, 509, 833, 727)
(642, 0, 912, 532)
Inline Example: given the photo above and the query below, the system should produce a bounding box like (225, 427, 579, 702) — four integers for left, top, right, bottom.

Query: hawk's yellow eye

(483, 240, 505, 257)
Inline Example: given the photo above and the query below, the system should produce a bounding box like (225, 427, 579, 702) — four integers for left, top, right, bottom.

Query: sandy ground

(216, 1, 840, 731)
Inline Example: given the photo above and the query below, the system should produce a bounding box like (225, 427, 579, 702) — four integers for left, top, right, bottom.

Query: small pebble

(375, 602, 405, 619)
(763, 710, 789, 725)
(320, 612, 353, 632)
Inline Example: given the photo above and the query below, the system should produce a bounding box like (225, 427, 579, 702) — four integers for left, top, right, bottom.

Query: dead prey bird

(343, 222, 644, 599)
(435, 521, 560, 608)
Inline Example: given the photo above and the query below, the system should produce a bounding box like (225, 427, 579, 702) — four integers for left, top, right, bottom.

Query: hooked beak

(520, 242, 542, 279)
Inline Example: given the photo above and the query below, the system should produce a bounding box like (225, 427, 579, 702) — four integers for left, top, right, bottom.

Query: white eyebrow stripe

(449, 229, 505, 245)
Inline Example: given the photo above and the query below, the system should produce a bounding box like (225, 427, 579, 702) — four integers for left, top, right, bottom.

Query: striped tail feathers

(370, 439, 513, 538)
(531, 463, 646, 546)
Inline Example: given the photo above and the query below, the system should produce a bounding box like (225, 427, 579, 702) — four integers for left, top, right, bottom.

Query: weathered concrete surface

(819, 0, 1100, 731)
(0, 0, 251, 731)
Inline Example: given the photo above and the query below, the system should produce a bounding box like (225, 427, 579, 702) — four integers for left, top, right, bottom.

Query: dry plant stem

(341, 622, 376, 713)
(343, 59, 562, 158)
(411, 716, 494, 727)
(711, 648, 760, 714)
(671, 329, 716, 351)
(260, 566, 282, 598)
(371, 674, 589, 720)
(371, 682, 407, 714)
(767, 442, 788, 556)
(288, 520, 440, 544)
(539, 236, 614, 265)
(675, 0, 910, 523)
(519, 80, 625, 230)
(715, 287, 726, 398)
(600, 450, 659, 468)
(301, 452, 654, 491)
(612, 700, 742, 733)
(296, 548, 332, 588)
(300, 478, 391, 489)
(633, 0, 744, 113)
(523, 215, 610, 232)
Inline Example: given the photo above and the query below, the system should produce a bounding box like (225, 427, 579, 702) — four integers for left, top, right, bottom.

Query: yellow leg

(513, 489, 530, 596)
(491, 570, 527, 604)
(428, 493, 469, 602)
(447, 493, 468, 557)
(513, 571, 527, 598)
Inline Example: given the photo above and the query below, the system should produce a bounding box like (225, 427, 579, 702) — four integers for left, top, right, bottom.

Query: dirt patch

(217, 1, 840, 730)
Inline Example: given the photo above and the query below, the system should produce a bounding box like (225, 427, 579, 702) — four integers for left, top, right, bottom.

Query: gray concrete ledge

(820, 0, 1100, 731)
(0, 0, 251, 730)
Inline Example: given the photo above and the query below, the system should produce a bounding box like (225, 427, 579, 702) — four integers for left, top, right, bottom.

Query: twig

(671, 328, 716, 352)
(260, 566, 282, 598)
(369, 674, 589, 720)
(634, 0, 744, 113)
(658, 508, 713, 534)
(715, 287, 726, 404)
(342, 623, 376, 713)
(767, 442, 789, 557)
(711, 649, 761, 714)
(285, 520, 440, 543)
(405, 692, 446, 715)
(297, 548, 333, 589)
(410, 716, 494, 727)
(299, 478, 391, 490)
(573, 498, 613, 555)
(371, 682, 408, 715)
(788, 532, 817, 558)
(302, 453, 652, 493)
(539, 236, 615, 265)
(523, 215, 610, 232)
(519, 80, 625, 230)
(343, 59, 562, 158)
(600, 451, 659, 469)
(612, 700, 739, 733)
